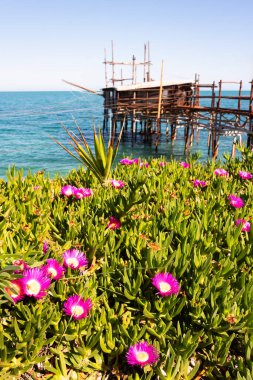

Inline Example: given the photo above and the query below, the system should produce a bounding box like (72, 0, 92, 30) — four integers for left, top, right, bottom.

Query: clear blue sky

(1, 0, 252, 91)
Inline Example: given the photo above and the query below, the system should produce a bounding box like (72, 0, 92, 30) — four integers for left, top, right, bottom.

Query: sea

(0, 91, 250, 179)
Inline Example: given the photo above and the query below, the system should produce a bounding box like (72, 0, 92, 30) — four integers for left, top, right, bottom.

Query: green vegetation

(0, 149, 252, 379)
(52, 124, 124, 186)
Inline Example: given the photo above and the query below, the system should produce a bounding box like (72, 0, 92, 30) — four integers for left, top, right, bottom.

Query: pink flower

(42, 259, 65, 280)
(110, 179, 125, 189)
(61, 185, 76, 197)
(180, 162, 190, 169)
(214, 168, 229, 177)
(5, 279, 24, 303)
(132, 158, 139, 164)
(140, 162, 149, 168)
(235, 219, 251, 232)
(120, 158, 134, 165)
(126, 341, 159, 367)
(106, 217, 121, 230)
(73, 188, 93, 199)
(228, 194, 245, 208)
(152, 273, 180, 297)
(193, 180, 207, 188)
(63, 295, 92, 320)
(43, 241, 49, 254)
(21, 268, 51, 299)
(13, 259, 29, 274)
(238, 171, 253, 180)
(63, 249, 88, 269)
(159, 162, 167, 167)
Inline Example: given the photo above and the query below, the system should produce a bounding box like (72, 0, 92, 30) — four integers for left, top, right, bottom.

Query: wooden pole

(132, 55, 136, 84)
(247, 80, 253, 147)
(156, 60, 164, 136)
(111, 40, 115, 86)
(147, 41, 150, 82)
(104, 48, 108, 87)
(143, 43, 146, 82)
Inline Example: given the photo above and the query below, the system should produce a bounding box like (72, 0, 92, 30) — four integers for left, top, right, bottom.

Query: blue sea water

(0, 91, 250, 179)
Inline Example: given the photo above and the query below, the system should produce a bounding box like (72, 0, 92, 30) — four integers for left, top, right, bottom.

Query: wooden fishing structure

(101, 42, 253, 158)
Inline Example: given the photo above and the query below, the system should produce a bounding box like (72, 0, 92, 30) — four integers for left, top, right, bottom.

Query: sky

(0, 0, 253, 91)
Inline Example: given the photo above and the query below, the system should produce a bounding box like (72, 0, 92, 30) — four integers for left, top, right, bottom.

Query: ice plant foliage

(63, 295, 92, 320)
(152, 273, 180, 297)
(193, 180, 207, 188)
(228, 194, 245, 208)
(110, 179, 125, 189)
(63, 249, 88, 269)
(235, 219, 251, 232)
(5, 279, 24, 303)
(180, 162, 190, 168)
(238, 170, 253, 180)
(43, 259, 65, 280)
(106, 217, 121, 230)
(21, 268, 51, 299)
(126, 341, 159, 367)
(214, 168, 229, 177)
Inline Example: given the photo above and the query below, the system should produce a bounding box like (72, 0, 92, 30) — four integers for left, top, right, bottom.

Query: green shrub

(0, 153, 252, 379)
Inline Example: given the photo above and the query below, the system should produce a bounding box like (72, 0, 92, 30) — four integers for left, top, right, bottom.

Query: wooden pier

(102, 43, 253, 158)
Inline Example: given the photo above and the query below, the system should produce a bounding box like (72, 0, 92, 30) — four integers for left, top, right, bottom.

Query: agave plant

(52, 120, 124, 186)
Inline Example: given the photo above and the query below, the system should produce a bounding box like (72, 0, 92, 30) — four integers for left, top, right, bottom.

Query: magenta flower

(132, 158, 139, 164)
(43, 259, 65, 280)
(63, 295, 92, 320)
(152, 273, 180, 297)
(126, 341, 159, 367)
(180, 162, 190, 169)
(5, 279, 24, 303)
(63, 249, 88, 269)
(235, 219, 251, 232)
(110, 179, 125, 189)
(228, 194, 245, 208)
(61, 185, 76, 197)
(140, 162, 149, 168)
(43, 241, 49, 254)
(73, 188, 93, 199)
(214, 168, 229, 177)
(159, 162, 167, 167)
(238, 171, 253, 180)
(106, 217, 121, 230)
(193, 180, 207, 188)
(21, 268, 51, 299)
(120, 158, 134, 165)
(13, 259, 29, 274)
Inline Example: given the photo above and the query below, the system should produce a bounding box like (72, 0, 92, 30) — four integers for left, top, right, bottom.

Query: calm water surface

(0, 91, 250, 179)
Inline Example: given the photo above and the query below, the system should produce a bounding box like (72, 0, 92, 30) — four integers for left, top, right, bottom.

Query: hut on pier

(102, 80, 193, 120)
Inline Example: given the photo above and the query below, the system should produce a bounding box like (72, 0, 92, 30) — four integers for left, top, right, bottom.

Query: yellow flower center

(159, 282, 171, 293)
(26, 279, 41, 295)
(66, 258, 79, 268)
(136, 351, 149, 362)
(48, 268, 57, 278)
(71, 305, 84, 317)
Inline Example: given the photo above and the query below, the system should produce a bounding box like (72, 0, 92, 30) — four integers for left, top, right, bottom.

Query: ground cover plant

(0, 148, 252, 379)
